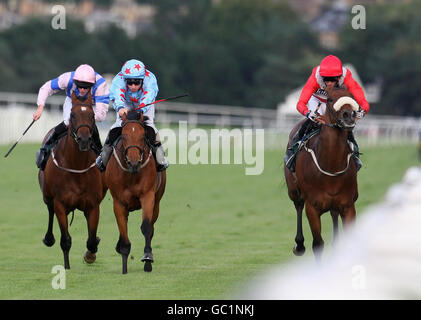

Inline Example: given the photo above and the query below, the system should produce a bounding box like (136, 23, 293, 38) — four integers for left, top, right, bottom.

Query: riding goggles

(323, 77, 339, 83)
(126, 79, 142, 86)
(74, 80, 93, 89)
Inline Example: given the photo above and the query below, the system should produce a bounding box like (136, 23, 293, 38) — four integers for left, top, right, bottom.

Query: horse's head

(121, 111, 148, 174)
(324, 87, 359, 131)
(70, 92, 95, 151)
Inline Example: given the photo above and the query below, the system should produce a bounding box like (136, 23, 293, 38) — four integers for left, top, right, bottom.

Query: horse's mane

(126, 110, 149, 123)
(329, 85, 349, 95)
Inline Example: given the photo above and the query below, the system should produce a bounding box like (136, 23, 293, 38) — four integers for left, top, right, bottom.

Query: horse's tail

(69, 210, 75, 226)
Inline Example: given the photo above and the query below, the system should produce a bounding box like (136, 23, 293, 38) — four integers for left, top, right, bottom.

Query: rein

(112, 119, 152, 173)
(304, 95, 355, 176)
(112, 147, 152, 173)
(303, 141, 353, 177)
(51, 149, 96, 173)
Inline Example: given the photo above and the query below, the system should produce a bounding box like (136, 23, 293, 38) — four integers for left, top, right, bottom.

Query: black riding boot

(284, 119, 313, 172)
(95, 127, 122, 172)
(144, 126, 168, 172)
(90, 124, 103, 156)
(36, 121, 68, 170)
(348, 131, 362, 171)
(153, 142, 169, 172)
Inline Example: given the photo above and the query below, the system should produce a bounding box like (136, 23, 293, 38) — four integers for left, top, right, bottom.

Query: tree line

(0, 0, 420, 115)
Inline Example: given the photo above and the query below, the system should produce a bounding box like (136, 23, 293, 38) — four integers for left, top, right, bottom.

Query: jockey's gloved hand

(355, 110, 365, 119)
(305, 110, 318, 122)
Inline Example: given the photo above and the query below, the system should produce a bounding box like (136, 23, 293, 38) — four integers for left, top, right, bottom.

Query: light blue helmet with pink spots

(121, 59, 145, 79)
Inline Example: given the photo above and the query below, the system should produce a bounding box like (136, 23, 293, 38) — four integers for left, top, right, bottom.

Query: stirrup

(36, 148, 48, 170)
(156, 161, 169, 172)
(284, 154, 296, 172)
(95, 155, 106, 172)
(353, 156, 362, 171)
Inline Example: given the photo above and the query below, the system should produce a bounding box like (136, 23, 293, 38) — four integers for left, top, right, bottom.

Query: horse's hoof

(142, 253, 154, 272)
(84, 250, 96, 264)
(144, 261, 152, 272)
(141, 253, 154, 262)
(42, 235, 55, 247)
(293, 245, 305, 256)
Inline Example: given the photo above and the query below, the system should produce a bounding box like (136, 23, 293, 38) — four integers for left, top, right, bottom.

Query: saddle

(36, 131, 68, 170)
(291, 127, 321, 156)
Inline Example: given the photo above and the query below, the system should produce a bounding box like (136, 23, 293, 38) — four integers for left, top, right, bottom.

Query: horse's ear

(86, 92, 93, 106)
(140, 112, 144, 123)
(325, 87, 333, 96)
(71, 91, 78, 105)
(121, 112, 128, 124)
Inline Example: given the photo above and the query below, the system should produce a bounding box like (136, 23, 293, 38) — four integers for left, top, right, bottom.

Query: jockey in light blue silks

(95, 59, 169, 172)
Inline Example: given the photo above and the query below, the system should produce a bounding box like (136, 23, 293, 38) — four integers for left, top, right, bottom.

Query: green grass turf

(0, 142, 418, 299)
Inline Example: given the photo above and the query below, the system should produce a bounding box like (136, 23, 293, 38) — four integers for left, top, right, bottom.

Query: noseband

(120, 120, 149, 168)
(324, 97, 356, 130)
(70, 104, 94, 141)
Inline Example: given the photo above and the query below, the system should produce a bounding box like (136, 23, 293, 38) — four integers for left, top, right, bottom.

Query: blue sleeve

(139, 71, 159, 113)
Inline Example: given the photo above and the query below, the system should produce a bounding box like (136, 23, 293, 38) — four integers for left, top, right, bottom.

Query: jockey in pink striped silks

(34, 64, 110, 170)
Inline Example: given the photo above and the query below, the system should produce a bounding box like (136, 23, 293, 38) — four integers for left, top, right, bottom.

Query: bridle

(51, 103, 96, 174)
(323, 96, 357, 130)
(69, 104, 94, 142)
(114, 120, 152, 172)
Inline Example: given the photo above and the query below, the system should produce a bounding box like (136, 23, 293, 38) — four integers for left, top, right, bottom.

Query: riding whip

(4, 119, 35, 158)
(134, 93, 189, 111)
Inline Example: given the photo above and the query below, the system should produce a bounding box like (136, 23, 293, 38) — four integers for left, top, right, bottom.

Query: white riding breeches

(111, 103, 157, 134)
(62, 96, 99, 126)
(307, 95, 326, 116)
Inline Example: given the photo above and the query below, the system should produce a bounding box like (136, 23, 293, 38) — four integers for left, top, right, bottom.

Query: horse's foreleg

(83, 206, 100, 264)
(54, 201, 72, 269)
(305, 203, 324, 262)
(43, 201, 56, 247)
(293, 200, 305, 256)
(340, 205, 356, 229)
(113, 199, 130, 274)
(140, 191, 155, 272)
(330, 210, 340, 244)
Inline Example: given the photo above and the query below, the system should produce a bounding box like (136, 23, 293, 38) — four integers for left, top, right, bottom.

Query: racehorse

(284, 87, 360, 261)
(38, 92, 107, 269)
(105, 111, 166, 274)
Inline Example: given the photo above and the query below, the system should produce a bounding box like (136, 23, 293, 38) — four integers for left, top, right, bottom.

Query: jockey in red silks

(34, 64, 109, 170)
(284, 55, 370, 172)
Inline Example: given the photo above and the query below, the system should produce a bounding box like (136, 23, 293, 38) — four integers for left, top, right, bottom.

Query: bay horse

(284, 87, 360, 261)
(105, 111, 166, 274)
(38, 92, 107, 269)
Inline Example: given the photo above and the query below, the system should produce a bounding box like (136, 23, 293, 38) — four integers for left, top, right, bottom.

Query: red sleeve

(297, 67, 319, 116)
(343, 69, 370, 113)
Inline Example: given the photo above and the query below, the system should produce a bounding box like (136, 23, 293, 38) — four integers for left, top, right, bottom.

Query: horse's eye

(328, 98, 333, 103)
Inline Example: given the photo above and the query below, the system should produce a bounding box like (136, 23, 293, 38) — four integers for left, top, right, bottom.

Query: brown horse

(284, 87, 360, 260)
(105, 111, 166, 274)
(39, 92, 107, 269)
